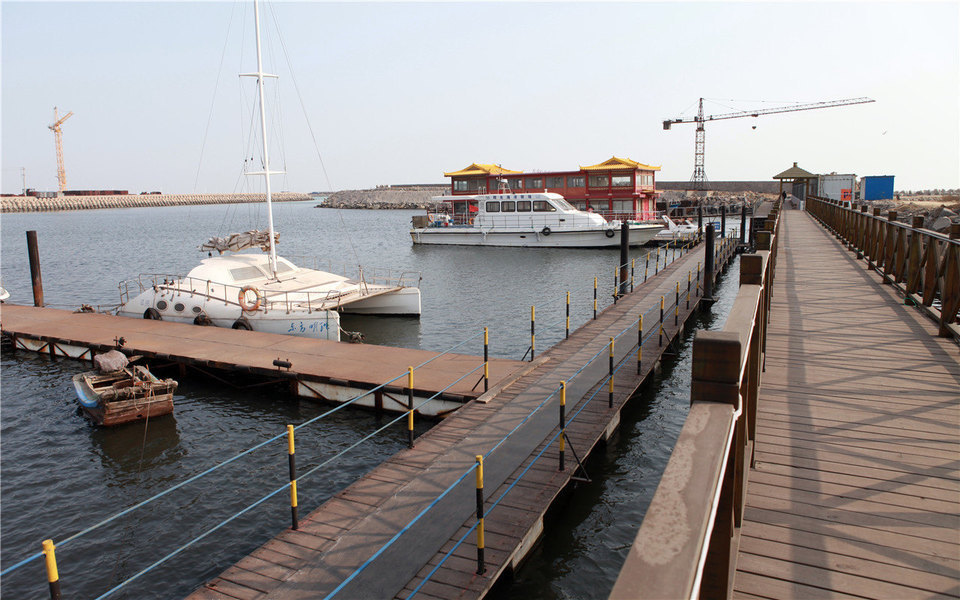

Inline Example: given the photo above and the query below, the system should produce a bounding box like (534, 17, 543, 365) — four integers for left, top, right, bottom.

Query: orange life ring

(239, 286, 262, 312)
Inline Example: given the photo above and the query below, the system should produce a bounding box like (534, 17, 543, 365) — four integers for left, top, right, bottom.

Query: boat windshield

(553, 197, 576, 211)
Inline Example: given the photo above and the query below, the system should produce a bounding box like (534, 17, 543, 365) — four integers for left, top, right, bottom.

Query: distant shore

(0, 192, 313, 213)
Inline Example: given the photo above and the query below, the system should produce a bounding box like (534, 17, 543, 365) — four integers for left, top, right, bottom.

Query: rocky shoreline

(0, 192, 312, 213)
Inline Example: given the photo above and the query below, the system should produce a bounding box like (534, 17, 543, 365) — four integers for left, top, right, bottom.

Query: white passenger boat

(410, 192, 663, 248)
(652, 215, 699, 243)
(116, 0, 420, 341)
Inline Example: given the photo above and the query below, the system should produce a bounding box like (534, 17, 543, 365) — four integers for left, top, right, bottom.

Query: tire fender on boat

(238, 286, 262, 312)
(193, 312, 213, 326)
(605, 229, 615, 238)
(144, 308, 162, 320)
(541, 226, 552, 236)
(232, 318, 253, 331)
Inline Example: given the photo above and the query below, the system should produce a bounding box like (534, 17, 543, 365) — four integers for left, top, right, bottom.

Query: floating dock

(0, 305, 527, 416)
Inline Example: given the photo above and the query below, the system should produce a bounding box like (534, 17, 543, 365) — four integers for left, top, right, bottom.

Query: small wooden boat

(73, 353, 177, 426)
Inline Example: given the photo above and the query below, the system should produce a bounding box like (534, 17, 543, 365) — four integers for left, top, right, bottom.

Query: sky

(1, 1, 958, 194)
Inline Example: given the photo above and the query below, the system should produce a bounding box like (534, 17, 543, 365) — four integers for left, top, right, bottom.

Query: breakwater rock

(0, 192, 312, 213)
(318, 187, 448, 210)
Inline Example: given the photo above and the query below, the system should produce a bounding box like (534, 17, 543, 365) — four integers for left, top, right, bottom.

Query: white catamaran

(117, 1, 420, 341)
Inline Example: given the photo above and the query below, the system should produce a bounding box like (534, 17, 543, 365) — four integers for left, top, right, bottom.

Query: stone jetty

(0, 192, 312, 214)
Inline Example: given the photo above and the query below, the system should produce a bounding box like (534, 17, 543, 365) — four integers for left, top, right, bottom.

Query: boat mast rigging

(240, 0, 284, 278)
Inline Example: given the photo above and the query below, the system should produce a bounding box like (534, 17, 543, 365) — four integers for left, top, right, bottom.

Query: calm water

(0, 202, 742, 599)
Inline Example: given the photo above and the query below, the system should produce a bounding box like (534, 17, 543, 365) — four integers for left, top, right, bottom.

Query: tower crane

(48, 106, 74, 194)
(663, 97, 875, 190)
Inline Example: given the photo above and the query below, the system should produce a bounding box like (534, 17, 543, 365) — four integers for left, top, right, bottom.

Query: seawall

(0, 192, 312, 214)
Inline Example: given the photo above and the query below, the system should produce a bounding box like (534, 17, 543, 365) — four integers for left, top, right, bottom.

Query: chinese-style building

(443, 156, 660, 221)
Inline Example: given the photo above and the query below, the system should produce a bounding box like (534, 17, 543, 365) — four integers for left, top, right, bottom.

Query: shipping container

(818, 173, 857, 204)
(861, 175, 895, 201)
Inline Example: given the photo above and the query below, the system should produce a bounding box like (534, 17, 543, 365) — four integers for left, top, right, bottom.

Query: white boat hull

(410, 224, 662, 248)
(340, 287, 421, 315)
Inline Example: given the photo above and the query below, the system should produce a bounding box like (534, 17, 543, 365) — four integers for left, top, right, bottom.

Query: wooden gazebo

(773, 162, 818, 200)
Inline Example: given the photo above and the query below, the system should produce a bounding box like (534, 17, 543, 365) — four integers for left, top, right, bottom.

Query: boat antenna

(241, 0, 283, 278)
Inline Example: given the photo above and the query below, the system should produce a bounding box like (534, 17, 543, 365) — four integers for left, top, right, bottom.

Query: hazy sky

(2, 1, 957, 194)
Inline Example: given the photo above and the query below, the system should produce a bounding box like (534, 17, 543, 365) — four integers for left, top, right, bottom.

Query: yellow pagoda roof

(579, 156, 661, 172)
(443, 163, 523, 177)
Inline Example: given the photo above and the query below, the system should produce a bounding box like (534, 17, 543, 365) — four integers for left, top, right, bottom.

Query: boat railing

(281, 256, 421, 289)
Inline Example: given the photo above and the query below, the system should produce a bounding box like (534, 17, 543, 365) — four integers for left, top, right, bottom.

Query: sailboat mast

(252, 0, 278, 277)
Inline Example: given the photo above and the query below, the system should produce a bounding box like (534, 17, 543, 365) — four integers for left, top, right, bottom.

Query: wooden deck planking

(734, 209, 960, 599)
(0, 304, 526, 401)
(186, 239, 737, 599)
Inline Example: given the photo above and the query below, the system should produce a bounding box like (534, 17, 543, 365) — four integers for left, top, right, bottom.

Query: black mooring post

(720, 205, 726, 238)
(740, 203, 747, 243)
(697, 203, 703, 240)
(619, 221, 630, 297)
(27, 230, 44, 307)
(703, 224, 716, 303)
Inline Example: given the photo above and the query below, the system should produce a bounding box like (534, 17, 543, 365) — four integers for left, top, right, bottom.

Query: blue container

(862, 175, 895, 201)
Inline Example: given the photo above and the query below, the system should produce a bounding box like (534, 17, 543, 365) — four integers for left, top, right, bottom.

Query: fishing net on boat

(199, 230, 279, 254)
(94, 350, 129, 373)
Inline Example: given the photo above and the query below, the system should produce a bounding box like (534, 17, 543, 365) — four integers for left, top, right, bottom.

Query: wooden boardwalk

(0, 305, 526, 406)
(733, 209, 960, 598)
(189, 238, 739, 600)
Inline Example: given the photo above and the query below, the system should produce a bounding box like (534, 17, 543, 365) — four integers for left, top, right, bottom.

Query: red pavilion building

(444, 156, 660, 221)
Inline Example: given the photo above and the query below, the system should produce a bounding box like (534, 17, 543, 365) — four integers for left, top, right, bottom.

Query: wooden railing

(609, 202, 781, 600)
(806, 195, 960, 339)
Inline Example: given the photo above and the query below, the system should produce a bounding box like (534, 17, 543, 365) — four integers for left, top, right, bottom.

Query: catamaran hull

(410, 225, 662, 248)
(339, 287, 421, 315)
(117, 289, 342, 341)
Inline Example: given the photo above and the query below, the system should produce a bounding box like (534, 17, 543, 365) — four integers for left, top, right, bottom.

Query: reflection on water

(1, 204, 744, 599)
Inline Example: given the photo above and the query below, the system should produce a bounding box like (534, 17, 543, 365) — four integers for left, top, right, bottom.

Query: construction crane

(48, 106, 74, 194)
(663, 97, 875, 190)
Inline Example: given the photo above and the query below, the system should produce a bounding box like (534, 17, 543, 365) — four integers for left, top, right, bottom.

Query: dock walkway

(733, 209, 960, 598)
(190, 238, 738, 599)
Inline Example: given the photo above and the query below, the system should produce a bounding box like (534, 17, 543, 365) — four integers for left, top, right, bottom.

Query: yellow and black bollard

(483, 327, 489, 393)
(565, 292, 570, 339)
(655, 246, 660, 274)
(659, 296, 664, 346)
(42, 539, 60, 600)
(475, 455, 486, 575)
(675, 281, 680, 326)
(644, 252, 650, 282)
(637, 315, 643, 375)
(697, 262, 702, 297)
(687, 270, 692, 309)
(630, 258, 635, 292)
(593, 277, 598, 319)
(559, 381, 566, 471)
(407, 367, 415, 448)
(287, 425, 299, 530)
(530, 306, 536, 361)
(613, 268, 619, 304)
(608, 337, 615, 408)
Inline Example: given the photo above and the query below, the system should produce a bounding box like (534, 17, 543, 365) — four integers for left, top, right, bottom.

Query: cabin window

(508, 178, 523, 190)
(612, 175, 632, 187)
(589, 174, 609, 187)
(567, 176, 584, 187)
(526, 177, 542, 190)
(517, 200, 532, 212)
(485, 201, 500, 212)
(454, 179, 481, 192)
(501, 201, 516, 212)
(533, 201, 556, 212)
(547, 176, 564, 188)
(230, 266, 264, 281)
(554, 197, 576, 211)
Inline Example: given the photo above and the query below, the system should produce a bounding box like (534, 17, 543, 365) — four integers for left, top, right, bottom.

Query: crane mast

(663, 97, 875, 190)
(48, 107, 74, 194)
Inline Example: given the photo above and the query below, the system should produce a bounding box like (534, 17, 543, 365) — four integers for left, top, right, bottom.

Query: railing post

(593, 277, 598, 319)
(483, 327, 489, 392)
(740, 203, 747, 244)
(530, 306, 536, 361)
(287, 425, 299, 530)
(608, 337, 615, 408)
(630, 258, 635, 293)
(659, 296, 664, 346)
(42, 539, 61, 600)
(703, 224, 716, 301)
(27, 231, 44, 307)
(565, 293, 570, 339)
(687, 270, 692, 309)
(675, 281, 680, 326)
(475, 455, 486, 575)
(613, 268, 619, 305)
(407, 367, 415, 448)
(559, 381, 566, 471)
(637, 315, 643, 375)
(939, 224, 960, 337)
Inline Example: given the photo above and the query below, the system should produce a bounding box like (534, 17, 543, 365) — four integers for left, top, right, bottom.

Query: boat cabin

(444, 156, 660, 222)
(429, 192, 607, 228)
